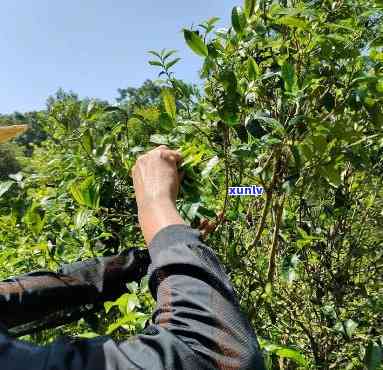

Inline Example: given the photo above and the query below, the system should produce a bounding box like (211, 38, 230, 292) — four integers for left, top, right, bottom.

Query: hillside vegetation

(0, 1, 382, 369)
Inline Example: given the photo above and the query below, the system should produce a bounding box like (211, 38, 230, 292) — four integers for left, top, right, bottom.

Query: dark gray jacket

(0, 225, 265, 369)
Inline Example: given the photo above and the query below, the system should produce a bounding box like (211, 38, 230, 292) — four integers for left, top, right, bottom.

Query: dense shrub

(0, 1, 382, 369)
(0, 143, 22, 179)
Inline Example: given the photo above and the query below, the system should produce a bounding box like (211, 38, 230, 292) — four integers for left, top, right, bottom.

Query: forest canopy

(0, 0, 382, 369)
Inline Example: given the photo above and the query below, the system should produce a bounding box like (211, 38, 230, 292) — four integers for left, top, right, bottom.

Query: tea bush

(0, 1, 382, 369)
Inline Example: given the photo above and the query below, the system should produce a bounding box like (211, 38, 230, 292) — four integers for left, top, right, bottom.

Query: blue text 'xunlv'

(228, 186, 264, 196)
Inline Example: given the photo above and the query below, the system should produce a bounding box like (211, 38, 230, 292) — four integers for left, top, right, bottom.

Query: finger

(170, 151, 183, 164)
(174, 149, 183, 165)
(152, 145, 168, 153)
(170, 149, 183, 162)
(161, 149, 183, 164)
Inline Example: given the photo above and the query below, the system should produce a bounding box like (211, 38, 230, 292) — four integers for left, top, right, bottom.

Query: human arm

(132, 145, 186, 244)
(0, 146, 265, 370)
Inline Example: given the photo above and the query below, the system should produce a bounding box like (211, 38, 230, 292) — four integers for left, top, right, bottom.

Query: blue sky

(0, 0, 239, 114)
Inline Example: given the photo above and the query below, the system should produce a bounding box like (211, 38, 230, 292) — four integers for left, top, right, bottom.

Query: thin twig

(267, 194, 286, 283)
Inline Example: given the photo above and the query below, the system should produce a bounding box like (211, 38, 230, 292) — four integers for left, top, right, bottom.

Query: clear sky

(0, 0, 239, 114)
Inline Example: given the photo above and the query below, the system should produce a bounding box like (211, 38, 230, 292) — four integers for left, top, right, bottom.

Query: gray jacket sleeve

(0, 225, 265, 370)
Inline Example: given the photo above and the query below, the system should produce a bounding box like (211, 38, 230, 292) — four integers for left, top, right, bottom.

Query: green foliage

(0, 1, 382, 369)
(0, 181, 14, 198)
(260, 338, 308, 367)
(365, 341, 383, 370)
(161, 89, 177, 121)
(149, 49, 181, 76)
(244, 0, 257, 19)
(104, 279, 154, 336)
(69, 177, 100, 209)
(231, 6, 247, 34)
(248, 56, 260, 81)
(0, 143, 22, 179)
(183, 30, 208, 57)
(116, 80, 162, 112)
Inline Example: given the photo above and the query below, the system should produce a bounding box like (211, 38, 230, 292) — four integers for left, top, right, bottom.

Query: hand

(132, 146, 186, 245)
(132, 145, 182, 209)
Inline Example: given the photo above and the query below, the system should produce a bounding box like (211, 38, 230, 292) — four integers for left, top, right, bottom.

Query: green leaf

(208, 16, 220, 25)
(376, 79, 383, 93)
(281, 254, 300, 284)
(199, 17, 220, 34)
(201, 156, 219, 178)
(74, 208, 93, 230)
(344, 319, 358, 338)
(24, 203, 45, 236)
(149, 60, 163, 67)
(259, 339, 308, 366)
(254, 113, 285, 134)
(244, 0, 257, 18)
(165, 58, 181, 70)
(81, 129, 93, 154)
(8, 172, 23, 182)
(247, 57, 260, 80)
(371, 36, 383, 47)
(115, 293, 139, 314)
(106, 312, 137, 335)
(149, 134, 169, 145)
(219, 70, 238, 92)
(259, 71, 280, 81)
(105, 293, 140, 316)
(334, 319, 358, 339)
(86, 99, 99, 117)
(103, 106, 127, 115)
(83, 177, 100, 209)
(181, 201, 201, 222)
(104, 301, 115, 314)
(126, 294, 140, 312)
(299, 141, 314, 161)
(231, 6, 247, 34)
(162, 49, 177, 60)
(312, 134, 327, 155)
(0, 181, 14, 198)
(148, 50, 161, 59)
(274, 348, 307, 366)
(281, 62, 298, 93)
(365, 341, 382, 370)
(126, 281, 139, 293)
(69, 177, 100, 209)
(162, 89, 177, 120)
(183, 30, 208, 57)
(320, 164, 341, 188)
(351, 75, 378, 86)
(276, 16, 309, 30)
(77, 332, 100, 339)
(246, 118, 268, 138)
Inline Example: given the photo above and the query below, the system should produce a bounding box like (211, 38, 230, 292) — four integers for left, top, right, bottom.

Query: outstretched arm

(0, 146, 265, 370)
(132, 145, 186, 244)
